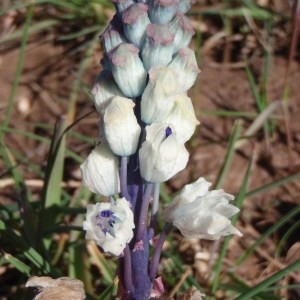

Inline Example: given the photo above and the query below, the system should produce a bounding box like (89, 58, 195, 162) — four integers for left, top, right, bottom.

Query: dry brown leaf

(26, 276, 85, 300)
(177, 287, 203, 300)
(285, 242, 300, 265)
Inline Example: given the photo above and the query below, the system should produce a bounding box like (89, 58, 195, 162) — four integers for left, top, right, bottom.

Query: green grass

(0, 1, 298, 299)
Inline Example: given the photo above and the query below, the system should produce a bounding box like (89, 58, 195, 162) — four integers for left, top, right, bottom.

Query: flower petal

(163, 177, 242, 240)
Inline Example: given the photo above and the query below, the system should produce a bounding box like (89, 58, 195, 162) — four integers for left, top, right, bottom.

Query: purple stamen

(96, 209, 118, 235)
(165, 126, 172, 138)
(100, 210, 113, 218)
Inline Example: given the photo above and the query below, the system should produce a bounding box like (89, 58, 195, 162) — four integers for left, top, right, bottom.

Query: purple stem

(130, 231, 152, 299)
(128, 184, 139, 209)
(123, 244, 134, 293)
(136, 183, 153, 242)
(149, 223, 173, 280)
(148, 183, 160, 239)
(120, 156, 131, 201)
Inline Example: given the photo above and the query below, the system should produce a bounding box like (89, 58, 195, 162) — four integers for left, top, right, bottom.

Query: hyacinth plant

(80, 0, 242, 299)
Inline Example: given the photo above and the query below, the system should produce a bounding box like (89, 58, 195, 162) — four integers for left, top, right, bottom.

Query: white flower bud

(139, 123, 189, 183)
(168, 47, 200, 93)
(148, 0, 178, 24)
(111, 0, 135, 14)
(141, 67, 179, 124)
(165, 94, 199, 143)
(110, 43, 147, 97)
(80, 144, 120, 197)
(83, 198, 135, 256)
(169, 12, 195, 53)
(177, 0, 196, 14)
(101, 15, 127, 53)
(104, 96, 141, 156)
(163, 177, 243, 240)
(123, 3, 150, 49)
(90, 71, 125, 115)
(141, 24, 174, 71)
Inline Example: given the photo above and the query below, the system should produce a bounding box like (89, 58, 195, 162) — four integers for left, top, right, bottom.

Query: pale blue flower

(141, 24, 174, 70)
(122, 3, 150, 49)
(177, 0, 196, 14)
(101, 15, 127, 53)
(110, 43, 148, 97)
(112, 0, 135, 14)
(169, 12, 195, 53)
(148, 0, 178, 24)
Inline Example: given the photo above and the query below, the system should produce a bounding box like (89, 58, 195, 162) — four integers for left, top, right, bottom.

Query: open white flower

(83, 198, 135, 256)
(164, 94, 199, 143)
(163, 177, 242, 240)
(80, 143, 120, 197)
(139, 123, 189, 183)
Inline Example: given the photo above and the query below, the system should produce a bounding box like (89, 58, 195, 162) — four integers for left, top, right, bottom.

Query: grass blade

(0, 4, 38, 247)
(214, 120, 242, 189)
(233, 205, 300, 267)
(0, 4, 32, 138)
(275, 220, 300, 257)
(37, 117, 66, 252)
(0, 20, 59, 44)
(0, 219, 57, 275)
(3, 252, 31, 276)
(235, 260, 300, 300)
(246, 172, 300, 198)
(212, 153, 255, 294)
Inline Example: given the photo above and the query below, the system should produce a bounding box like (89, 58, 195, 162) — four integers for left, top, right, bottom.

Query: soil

(1, 1, 300, 299)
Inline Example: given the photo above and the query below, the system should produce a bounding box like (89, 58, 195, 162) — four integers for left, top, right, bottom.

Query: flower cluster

(81, 0, 201, 254)
(80, 1, 242, 298)
(84, 0, 200, 184)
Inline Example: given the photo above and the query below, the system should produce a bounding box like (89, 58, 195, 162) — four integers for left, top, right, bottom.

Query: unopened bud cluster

(81, 4, 242, 294)
(82, 0, 200, 198)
